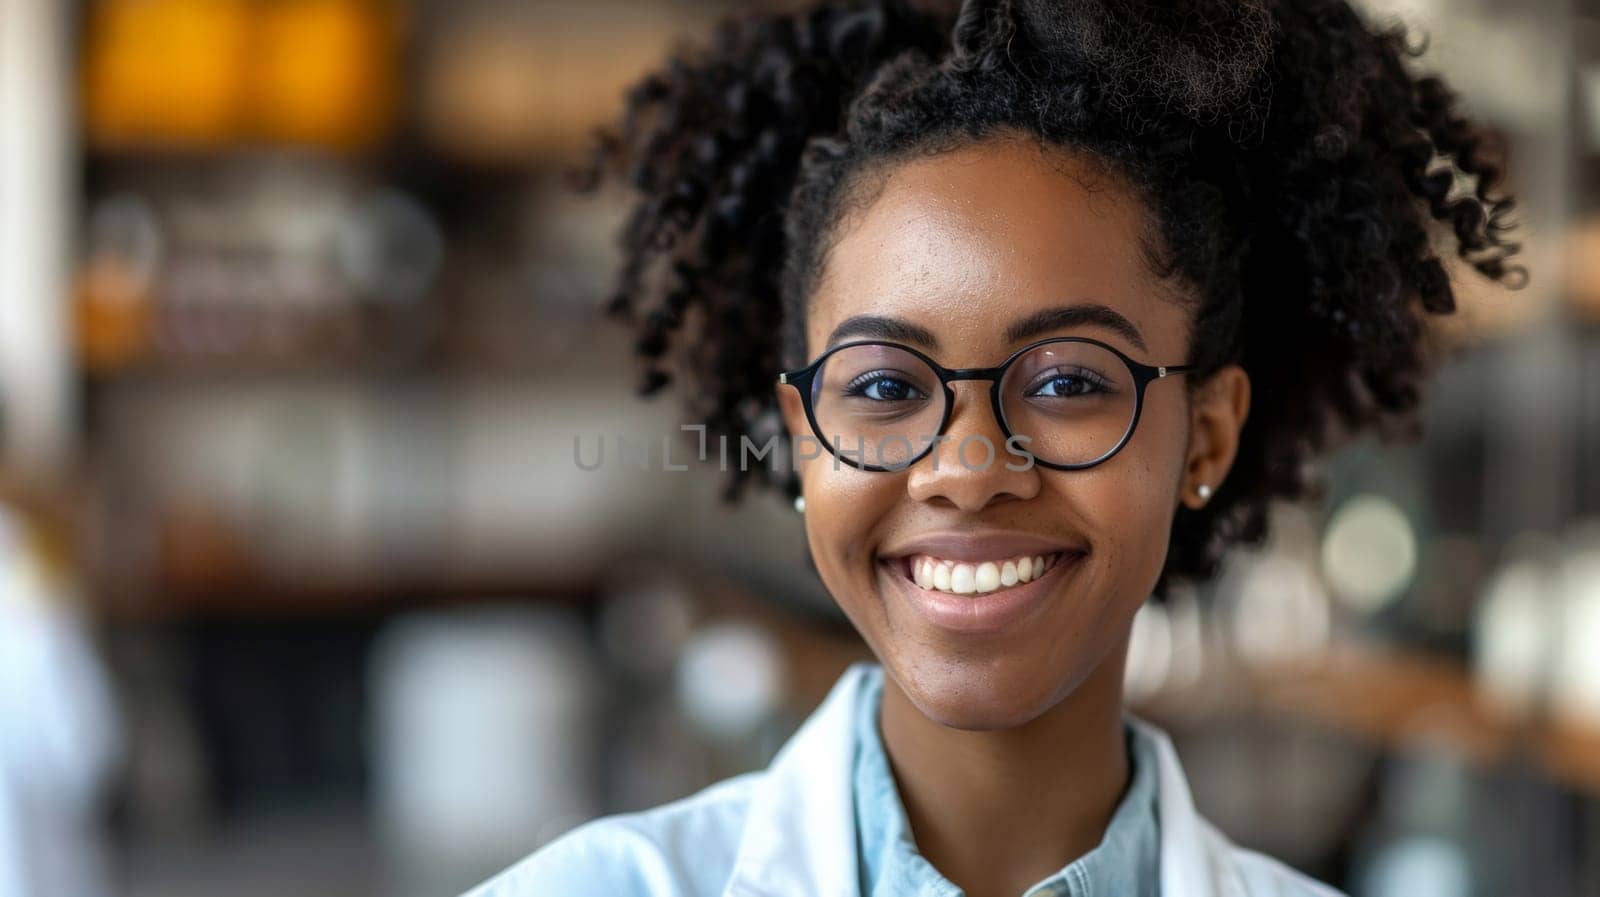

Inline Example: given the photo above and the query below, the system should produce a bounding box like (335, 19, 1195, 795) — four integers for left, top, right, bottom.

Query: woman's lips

(880, 548, 1085, 635)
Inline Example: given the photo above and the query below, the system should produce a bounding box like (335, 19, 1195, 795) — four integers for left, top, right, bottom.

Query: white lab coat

(0, 569, 119, 897)
(464, 660, 1346, 897)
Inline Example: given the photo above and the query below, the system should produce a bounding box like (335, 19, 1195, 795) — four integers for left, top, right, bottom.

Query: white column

(0, 0, 75, 484)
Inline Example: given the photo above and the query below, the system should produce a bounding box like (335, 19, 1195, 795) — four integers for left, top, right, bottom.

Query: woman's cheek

(1065, 458, 1177, 606)
(800, 463, 896, 603)
(1109, 462, 1180, 601)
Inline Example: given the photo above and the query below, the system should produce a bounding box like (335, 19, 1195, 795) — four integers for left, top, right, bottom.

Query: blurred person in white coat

(0, 507, 119, 897)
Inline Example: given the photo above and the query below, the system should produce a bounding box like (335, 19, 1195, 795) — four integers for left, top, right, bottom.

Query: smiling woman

(462, 1, 1525, 896)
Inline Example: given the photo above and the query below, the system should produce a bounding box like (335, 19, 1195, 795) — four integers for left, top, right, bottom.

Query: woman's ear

(1180, 364, 1251, 510)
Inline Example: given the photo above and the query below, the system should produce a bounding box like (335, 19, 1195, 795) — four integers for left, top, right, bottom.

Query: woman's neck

(876, 642, 1133, 897)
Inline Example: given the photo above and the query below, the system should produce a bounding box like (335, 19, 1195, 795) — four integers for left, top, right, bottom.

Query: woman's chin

(885, 657, 1066, 731)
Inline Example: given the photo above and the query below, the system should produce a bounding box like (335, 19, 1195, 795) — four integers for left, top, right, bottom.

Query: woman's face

(778, 134, 1248, 730)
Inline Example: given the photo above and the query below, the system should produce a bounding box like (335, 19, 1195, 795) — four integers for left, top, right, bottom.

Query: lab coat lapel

(721, 661, 868, 897)
(1130, 716, 1239, 897)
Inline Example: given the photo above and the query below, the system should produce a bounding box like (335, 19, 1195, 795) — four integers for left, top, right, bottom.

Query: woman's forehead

(807, 139, 1181, 364)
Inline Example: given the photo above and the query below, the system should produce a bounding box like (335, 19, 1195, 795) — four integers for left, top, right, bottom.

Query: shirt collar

(851, 664, 1161, 897)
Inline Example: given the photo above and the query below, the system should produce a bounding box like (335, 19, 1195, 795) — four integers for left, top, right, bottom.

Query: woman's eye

(1026, 371, 1108, 398)
(845, 374, 926, 402)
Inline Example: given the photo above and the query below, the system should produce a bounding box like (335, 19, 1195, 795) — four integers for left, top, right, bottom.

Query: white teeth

(975, 562, 1000, 593)
(1000, 561, 1019, 587)
(949, 564, 976, 594)
(903, 550, 1072, 597)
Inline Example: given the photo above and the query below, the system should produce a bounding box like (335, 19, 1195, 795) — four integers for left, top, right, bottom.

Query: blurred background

(0, 0, 1598, 895)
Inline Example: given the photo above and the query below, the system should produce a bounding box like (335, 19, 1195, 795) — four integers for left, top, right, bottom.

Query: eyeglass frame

(777, 335, 1199, 472)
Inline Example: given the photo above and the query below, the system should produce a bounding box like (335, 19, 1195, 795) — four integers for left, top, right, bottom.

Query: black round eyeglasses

(777, 336, 1198, 472)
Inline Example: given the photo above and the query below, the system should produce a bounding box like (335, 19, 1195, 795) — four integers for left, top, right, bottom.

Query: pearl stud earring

(794, 495, 806, 513)
(1196, 483, 1213, 502)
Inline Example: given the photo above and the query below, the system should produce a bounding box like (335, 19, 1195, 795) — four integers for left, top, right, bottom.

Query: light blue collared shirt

(852, 665, 1161, 897)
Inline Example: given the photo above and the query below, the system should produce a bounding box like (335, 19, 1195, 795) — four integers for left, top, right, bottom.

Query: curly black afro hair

(568, 0, 1527, 601)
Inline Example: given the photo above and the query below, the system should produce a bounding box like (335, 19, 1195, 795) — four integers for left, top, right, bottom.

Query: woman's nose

(905, 383, 1040, 511)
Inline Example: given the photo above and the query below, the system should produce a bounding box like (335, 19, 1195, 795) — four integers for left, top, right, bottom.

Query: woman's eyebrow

(825, 315, 941, 351)
(824, 304, 1146, 354)
(1004, 303, 1148, 353)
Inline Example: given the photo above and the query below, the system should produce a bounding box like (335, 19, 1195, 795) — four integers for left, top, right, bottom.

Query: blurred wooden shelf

(1138, 642, 1600, 799)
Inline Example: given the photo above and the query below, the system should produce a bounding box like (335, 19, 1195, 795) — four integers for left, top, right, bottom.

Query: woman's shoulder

(458, 770, 764, 897)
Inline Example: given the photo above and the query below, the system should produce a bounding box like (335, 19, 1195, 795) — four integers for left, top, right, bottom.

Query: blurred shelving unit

(66, 0, 805, 623)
